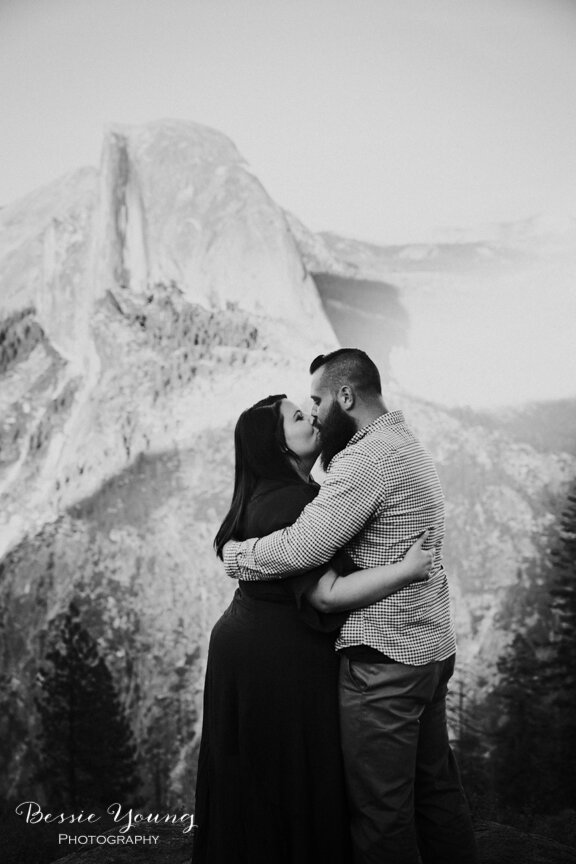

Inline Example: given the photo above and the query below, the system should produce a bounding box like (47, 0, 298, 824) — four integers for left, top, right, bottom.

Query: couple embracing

(194, 348, 478, 864)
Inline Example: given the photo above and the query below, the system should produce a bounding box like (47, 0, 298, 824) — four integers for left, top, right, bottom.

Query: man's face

(309, 368, 331, 429)
(310, 369, 357, 470)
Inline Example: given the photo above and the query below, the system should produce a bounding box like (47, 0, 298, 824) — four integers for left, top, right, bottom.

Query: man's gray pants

(339, 653, 479, 864)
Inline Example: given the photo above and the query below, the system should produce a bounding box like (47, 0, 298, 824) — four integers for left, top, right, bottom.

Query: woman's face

(280, 399, 320, 462)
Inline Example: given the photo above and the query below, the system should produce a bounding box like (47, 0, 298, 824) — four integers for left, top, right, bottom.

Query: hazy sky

(1, 0, 576, 242)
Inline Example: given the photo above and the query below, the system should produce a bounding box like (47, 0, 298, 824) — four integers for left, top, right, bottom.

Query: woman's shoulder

(252, 478, 318, 506)
(242, 479, 319, 537)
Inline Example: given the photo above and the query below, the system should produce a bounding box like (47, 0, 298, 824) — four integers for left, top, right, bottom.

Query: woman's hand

(402, 530, 434, 582)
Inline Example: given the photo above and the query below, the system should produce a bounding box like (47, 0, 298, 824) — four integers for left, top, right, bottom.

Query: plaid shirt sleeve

(223, 447, 385, 580)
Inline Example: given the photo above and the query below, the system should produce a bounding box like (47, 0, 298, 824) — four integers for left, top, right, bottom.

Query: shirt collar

(347, 410, 405, 447)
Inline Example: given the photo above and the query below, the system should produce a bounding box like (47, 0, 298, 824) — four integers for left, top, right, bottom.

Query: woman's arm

(305, 531, 433, 613)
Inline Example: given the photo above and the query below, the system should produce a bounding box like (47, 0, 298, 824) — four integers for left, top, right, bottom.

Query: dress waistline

(236, 588, 297, 607)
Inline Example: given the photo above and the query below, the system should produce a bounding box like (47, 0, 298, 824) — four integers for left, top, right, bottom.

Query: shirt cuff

(224, 538, 263, 580)
(223, 540, 242, 578)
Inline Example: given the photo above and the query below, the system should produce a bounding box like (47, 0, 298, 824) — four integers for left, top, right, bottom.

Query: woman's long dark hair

(214, 394, 301, 559)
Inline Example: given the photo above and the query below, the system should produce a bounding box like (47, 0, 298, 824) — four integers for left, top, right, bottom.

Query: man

(224, 348, 478, 864)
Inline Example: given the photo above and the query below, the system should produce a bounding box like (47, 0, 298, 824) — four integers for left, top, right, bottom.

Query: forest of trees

(35, 601, 140, 811)
(452, 484, 576, 844)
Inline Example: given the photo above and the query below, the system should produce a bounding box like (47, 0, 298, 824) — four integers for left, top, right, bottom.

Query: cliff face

(0, 120, 573, 809)
(0, 120, 336, 805)
(94, 122, 331, 322)
(0, 120, 335, 559)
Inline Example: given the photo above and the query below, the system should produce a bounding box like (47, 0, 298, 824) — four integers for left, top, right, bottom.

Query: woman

(194, 395, 432, 864)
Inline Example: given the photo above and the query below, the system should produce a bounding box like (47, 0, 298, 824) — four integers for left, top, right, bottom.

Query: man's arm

(223, 447, 384, 580)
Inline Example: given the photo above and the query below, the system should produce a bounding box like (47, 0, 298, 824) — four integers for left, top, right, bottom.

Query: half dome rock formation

(0, 119, 335, 559)
(95, 121, 332, 322)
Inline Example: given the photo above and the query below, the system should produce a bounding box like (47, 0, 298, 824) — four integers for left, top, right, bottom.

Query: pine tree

(448, 673, 496, 819)
(490, 485, 576, 819)
(35, 601, 140, 810)
(491, 632, 555, 816)
(545, 490, 576, 808)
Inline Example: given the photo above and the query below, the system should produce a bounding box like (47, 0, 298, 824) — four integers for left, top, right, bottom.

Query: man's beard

(319, 400, 357, 471)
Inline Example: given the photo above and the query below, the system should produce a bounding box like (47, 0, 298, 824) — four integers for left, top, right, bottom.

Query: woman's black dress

(193, 477, 353, 864)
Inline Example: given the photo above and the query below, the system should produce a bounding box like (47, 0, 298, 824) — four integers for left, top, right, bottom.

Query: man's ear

(336, 384, 355, 412)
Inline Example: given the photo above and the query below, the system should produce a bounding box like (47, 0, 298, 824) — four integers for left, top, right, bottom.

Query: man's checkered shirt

(223, 410, 456, 666)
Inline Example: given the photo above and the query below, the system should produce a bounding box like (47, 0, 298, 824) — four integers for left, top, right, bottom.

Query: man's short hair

(309, 348, 382, 396)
